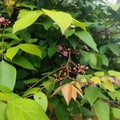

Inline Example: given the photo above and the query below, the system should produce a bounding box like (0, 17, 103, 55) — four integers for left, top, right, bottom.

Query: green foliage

(94, 100, 110, 120)
(75, 31, 98, 52)
(13, 10, 43, 33)
(0, 0, 120, 119)
(6, 98, 49, 120)
(0, 61, 16, 90)
(34, 92, 48, 111)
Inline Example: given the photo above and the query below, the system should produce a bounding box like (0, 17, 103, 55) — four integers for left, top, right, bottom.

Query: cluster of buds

(57, 45, 80, 57)
(72, 64, 88, 74)
(57, 45, 70, 57)
(54, 63, 88, 83)
(0, 16, 11, 27)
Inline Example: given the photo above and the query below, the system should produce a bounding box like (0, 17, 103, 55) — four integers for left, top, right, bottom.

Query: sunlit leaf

(0, 86, 12, 93)
(5, 46, 19, 61)
(101, 77, 114, 91)
(13, 10, 43, 33)
(90, 77, 101, 84)
(112, 107, 120, 119)
(108, 70, 120, 79)
(22, 87, 39, 97)
(34, 92, 48, 111)
(61, 84, 72, 105)
(94, 71, 104, 77)
(6, 98, 49, 120)
(42, 9, 72, 34)
(0, 102, 7, 120)
(72, 18, 86, 31)
(94, 100, 110, 120)
(0, 61, 16, 90)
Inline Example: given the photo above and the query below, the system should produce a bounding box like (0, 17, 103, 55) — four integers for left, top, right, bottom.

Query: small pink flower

(62, 51, 68, 57)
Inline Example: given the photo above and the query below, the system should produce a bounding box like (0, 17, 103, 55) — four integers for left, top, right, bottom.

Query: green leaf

(5, 46, 20, 61)
(55, 104, 70, 120)
(69, 38, 79, 49)
(0, 86, 12, 93)
(0, 92, 20, 101)
(112, 107, 120, 119)
(42, 9, 72, 34)
(6, 98, 49, 120)
(79, 106, 92, 117)
(23, 78, 39, 85)
(96, 54, 103, 69)
(64, 29, 75, 38)
(108, 44, 120, 56)
(102, 54, 109, 66)
(20, 43, 42, 58)
(89, 52, 97, 68)
(94, 100, 110, 120)
(85, 87, 101, 106)
(0, 102, 7, 120)
(108, 91, 120, 101)
(94, 71, 104, 77)
(48, 46, 57, 58)
(0, 34, 20, 41)
(13, 10, 43, 33)
(34, 92, 48, 111)
(22, 87, 40, 97)
(72, 18, 86, 31)
(12, 55, 36, 71)
(108, 70, 120, 78)
(74, 31, 98, 52)
(0, 61, 16, 90)
(42, 77, 55, 93)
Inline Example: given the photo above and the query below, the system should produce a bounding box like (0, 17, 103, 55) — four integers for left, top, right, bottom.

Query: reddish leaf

(52, 85, 64, 96)
(71, 86, 77, 101)
(61, 84, 72, 105)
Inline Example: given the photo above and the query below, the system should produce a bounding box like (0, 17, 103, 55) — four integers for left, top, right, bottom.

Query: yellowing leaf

(108, 70, 120, 79)
(6, 46, 20, 61)
(81, 78, 87, 82)
(74, 83, 83, 97)
(6, 0, 15, 6)
(91, 77, 101, 84)
(42, 9, 72, 34)
(74, 87, 83, 97)
(72, 18, 86, 31)
(71, 86, 77, 101)
(101, 77, 114, 91)
(13, 10, 43, 33)
(61, 84, 72, 105)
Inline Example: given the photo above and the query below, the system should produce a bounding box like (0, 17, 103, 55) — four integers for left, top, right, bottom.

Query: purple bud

(0, 17, 5, 22)
(62, 51, 68, 57)
(57, 45, 63, 51)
